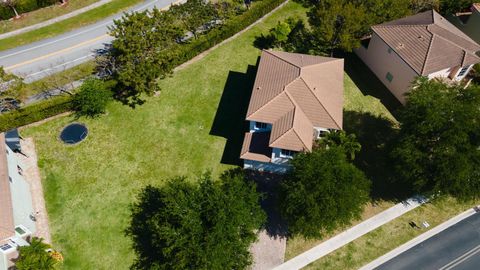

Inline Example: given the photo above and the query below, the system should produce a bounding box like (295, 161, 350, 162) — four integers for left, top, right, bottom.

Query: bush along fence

(0, 95, 72, 132)
(0, 0, 58, 20)
(172, 0, 286, 66)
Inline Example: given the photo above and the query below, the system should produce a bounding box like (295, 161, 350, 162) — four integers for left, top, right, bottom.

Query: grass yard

(0, 0, 98, 34)
(22, 2, 309, 268)
(303, 197, 480, 270)
(0, 0, 144, 52)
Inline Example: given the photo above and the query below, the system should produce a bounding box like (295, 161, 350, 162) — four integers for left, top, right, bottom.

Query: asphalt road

(0, 0, 179, 82)
(375, 212, 480, 270)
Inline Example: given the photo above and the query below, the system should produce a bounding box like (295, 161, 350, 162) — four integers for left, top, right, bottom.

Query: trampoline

(60, 123, 88, 145)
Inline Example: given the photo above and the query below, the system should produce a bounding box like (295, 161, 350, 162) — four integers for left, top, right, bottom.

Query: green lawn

(22, 2, 310, 269)
(0, 0, 144, 52)
(0, 0, 98, 34)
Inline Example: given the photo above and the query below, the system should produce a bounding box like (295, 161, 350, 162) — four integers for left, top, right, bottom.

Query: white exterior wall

(249, 121, 272, 133)
(355, 33, 422, 104)
(453, 65, 473, 81)
(428, 67, 452, 79)
(244, 160, 291, 174)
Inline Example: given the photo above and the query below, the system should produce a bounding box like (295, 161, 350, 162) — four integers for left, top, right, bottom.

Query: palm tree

(15, 237, 59, 270)
(317, 130, 361, 160)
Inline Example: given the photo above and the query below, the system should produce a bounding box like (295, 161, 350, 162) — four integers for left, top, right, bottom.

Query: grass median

(0, 0, 144, 52)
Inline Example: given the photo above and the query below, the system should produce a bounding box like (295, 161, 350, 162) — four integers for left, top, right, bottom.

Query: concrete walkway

(250, 230, 286, 270)
(359, 205, 480, 270)
(273, 196, 427, 270)
(17, 138, 51, 243)
(0, 0, 112, 40)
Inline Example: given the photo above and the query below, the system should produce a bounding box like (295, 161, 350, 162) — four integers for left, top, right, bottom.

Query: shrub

(0, 95, 72, 132)
(0, 0, 57, 20)
(72, 78, 112, 117)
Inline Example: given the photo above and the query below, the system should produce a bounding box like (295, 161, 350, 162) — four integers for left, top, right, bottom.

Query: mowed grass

(303, 197, 480, 270)
(0, 0, 98, 34)
(0, 0, 144, 52)
(22, 2, 309, 269)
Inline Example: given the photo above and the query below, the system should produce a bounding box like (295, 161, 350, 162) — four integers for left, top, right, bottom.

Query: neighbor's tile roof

(0, 133, 15, 241)
(473, 3, 480, 12)
(246, 50, 344, 152)
(372, 10, 480, 75)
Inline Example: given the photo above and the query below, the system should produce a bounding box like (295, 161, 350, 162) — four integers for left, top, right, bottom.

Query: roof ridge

(263, 49, 304, 69)
(296, 76, 341, 129)
(373, 24, 431, 29)
(429, 27, 480, 62)
(421, 33, 436, 75)
(284, 90, 313, 149)
(428, 16, 480, 49)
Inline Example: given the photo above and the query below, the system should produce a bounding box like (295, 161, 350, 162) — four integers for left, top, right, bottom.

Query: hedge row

(1, 0, 57, 20)
(0, 95, 72, 132)
(173, 0, 286, 66)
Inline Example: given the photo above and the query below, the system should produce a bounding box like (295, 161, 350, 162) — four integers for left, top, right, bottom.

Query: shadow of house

(210, 60, 259, 166)
(340, 52, 403, 117)
(344, 110, 414, 201)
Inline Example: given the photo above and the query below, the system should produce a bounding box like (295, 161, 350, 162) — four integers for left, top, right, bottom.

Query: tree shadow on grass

(340, 52, 403, 118)
(209, 59, 259, 166)
(344, 111, 414, 201)
(246, 170, 287, 239)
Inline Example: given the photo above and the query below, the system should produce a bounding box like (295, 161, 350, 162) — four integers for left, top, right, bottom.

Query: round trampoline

(60, 123, 88, 145)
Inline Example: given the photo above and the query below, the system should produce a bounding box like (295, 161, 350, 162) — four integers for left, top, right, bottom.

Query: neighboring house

(448, 3, 480, 44)
(355, 10, 480, 104)
(240, 50, 344, 173)
(0, 133, 35, 270)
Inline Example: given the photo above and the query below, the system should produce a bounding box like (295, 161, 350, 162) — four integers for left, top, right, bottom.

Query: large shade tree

(107, 9, 182, 106)
(280, 146, 371, 238)
(392, 78, 480, 200)
(126, 170, 266, 270)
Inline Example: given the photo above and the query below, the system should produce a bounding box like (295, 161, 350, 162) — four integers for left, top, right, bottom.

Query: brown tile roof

(246, 50, 344, 152)
(473, 3, 480, 12)
(240, 132, 272, 162)
(0, 133, 15, 241)
(372, 10, 480, 75)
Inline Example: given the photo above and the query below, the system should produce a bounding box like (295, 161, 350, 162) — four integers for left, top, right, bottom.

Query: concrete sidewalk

(273, 196, 427, 270)
(359, 205, 480, 270)
(0, 0, 112, 40)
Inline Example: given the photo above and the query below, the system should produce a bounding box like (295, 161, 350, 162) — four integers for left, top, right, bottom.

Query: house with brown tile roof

(355, 10, 480, 104)
(240, 50, 344, 173)
(0, 133, 35, 270)
(448, 3, 480, 44)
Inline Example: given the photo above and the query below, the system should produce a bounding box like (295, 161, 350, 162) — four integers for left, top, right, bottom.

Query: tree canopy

(72, 77, 112, 117)
(16, 237, 60, 270)
(126, 170, 266, 269)
(439, 0, 475, 15)
(317, 130, 362, 161)
(280, 146, 371, 238)
(392, 78, 480, 200)
(107, 9, 182, 106)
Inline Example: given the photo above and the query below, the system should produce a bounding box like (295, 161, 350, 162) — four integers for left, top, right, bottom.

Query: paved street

(375, 212, 480, 270)
(0, 0, 178, 82)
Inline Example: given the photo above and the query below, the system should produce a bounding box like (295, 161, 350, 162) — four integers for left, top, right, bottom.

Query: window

(386, 72, 394, 82)
(457, 66, 470, 78)
(8, 176, 12, 183)
(280, 149, 295, 158)
(15, 226, 26, 235)
(17, 165, 23, 176)
(0, 243, 12, 251)
(255, 122, 267, 129)
(317, 130, 329, 139)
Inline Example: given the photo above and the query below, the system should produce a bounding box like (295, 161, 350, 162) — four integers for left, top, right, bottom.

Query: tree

(170, 0, 217, 39)
(308, 0, 369, 54)
(15, 237, 60, 270)
(126, 170, 266, 269)
(439, 0, 475, 15)
(317, 130, 361, 161)
(72, 77, 111, 117)
(410, 0, 440, 13)
(1, 0, 20, 18)
(0, 66, 24, 100)
(391, 78, 480, 200)
(107, 9, 182, 106)
(280, 147, 371, 238)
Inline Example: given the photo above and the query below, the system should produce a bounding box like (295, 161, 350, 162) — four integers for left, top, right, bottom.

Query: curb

(359, 206, 480, 270)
